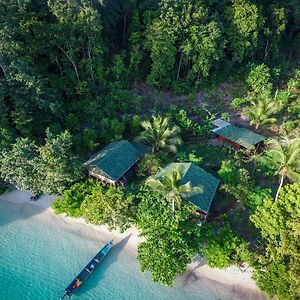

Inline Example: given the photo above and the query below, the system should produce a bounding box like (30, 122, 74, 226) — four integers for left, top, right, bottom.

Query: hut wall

(216, 135, 240, 150)
(88, 170, 116, 185)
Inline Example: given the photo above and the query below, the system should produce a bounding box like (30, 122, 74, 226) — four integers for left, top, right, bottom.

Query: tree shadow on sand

(0, 191, 54, 227)
(75, 234, 132, 296)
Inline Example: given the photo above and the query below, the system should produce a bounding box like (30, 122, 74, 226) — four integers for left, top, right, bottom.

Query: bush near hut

(52, 180, 97, 217)
(81, 183, 136, 232)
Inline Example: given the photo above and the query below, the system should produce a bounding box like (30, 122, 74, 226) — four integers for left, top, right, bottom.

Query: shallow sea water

(0, 201, 259, 300)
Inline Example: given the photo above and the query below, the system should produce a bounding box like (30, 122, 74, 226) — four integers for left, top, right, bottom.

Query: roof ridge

(83, 140, 129, 167)
(101, 139, 129, 162)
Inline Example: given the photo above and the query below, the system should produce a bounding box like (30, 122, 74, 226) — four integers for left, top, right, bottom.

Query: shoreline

(0, 190, 268, 300)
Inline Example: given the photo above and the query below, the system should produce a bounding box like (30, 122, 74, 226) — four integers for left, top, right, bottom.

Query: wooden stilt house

(83, 140, 147, 186)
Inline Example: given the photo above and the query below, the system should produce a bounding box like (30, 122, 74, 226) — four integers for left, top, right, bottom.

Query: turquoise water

(0, 200, 258, 300)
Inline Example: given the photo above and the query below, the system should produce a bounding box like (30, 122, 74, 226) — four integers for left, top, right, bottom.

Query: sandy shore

(0, 190, 268, 300)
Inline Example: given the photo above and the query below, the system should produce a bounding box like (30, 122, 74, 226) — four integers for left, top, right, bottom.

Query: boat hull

(61, 240, 112, 299)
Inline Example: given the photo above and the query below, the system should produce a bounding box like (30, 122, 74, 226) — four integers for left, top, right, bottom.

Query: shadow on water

(75, 234, 132, 297)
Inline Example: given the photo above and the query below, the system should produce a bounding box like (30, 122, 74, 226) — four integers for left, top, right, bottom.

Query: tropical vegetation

(138, 115, 182, 153)
(0, 1, 299, 299)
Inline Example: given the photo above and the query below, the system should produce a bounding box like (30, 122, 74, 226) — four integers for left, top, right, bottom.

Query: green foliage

(243, 95, 277, 129)
(34, 129, 83, 194)
(259, 137, 300, 200)
(0, 129, 81, 195)
(52, 180, 97, 217)
(0, 137, 39, 193)
(125, 115, 141, 137)
(176, 150, 203, 165)
(250, 183, 300, 299)
(170, 108, 212, 139)
(138, 115, 182, 153)
(245, 187, 272, 211)
(145, 19, 176, 87)
(81, 183, 135, 232)
(254, 262, 292, 300)
(202, 223, 251, 268)
(136, 153, 162, 178)
(82, 128, 99, 152)
(224, 0, 260, 63)
(146, 166, 193, 213)
(231, 97, 250, 110)
(218, 159, 253, 202)
(136, 187, 201, 286)
(99, 118, 125, 144)
(246, 64, 272, 93)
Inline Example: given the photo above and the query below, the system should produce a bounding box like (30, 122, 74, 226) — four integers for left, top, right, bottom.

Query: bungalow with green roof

(83, 140, 147, 186)
(212, 119, 265, 150)
(154, 163, 220, 217)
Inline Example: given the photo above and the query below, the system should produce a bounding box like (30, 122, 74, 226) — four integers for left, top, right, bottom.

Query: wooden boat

(60, 240, 113, 299)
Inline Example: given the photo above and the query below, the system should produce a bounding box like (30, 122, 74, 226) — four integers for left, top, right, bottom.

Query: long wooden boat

(60, 240, 113, 299)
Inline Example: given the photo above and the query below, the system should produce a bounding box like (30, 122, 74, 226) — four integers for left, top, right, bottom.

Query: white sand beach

(0, 190, 268, 300)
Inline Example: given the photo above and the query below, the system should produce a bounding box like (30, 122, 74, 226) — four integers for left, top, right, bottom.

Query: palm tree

(146, 167, 192, 213)
(261, 137, 300, 201)
(138, 115, 182, 153)
(244, 97, 277, 130)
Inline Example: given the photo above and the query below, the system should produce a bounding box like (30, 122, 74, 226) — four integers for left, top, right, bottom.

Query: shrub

(254, 262, 291, 300)
(99, 118, 125, 143)
(137, 153, 161, 177)
(202, 224, 251, 269)
(126, 114, 141, 137)
(81, 184, 135, 232)
(176, 150, 203, 165)
(231, 97, 250, 110)
(52, 180, 97, 217)
(218, 159, 253, 202)
(246, 186, 272, 210)
(221, 112, 230, 121)
(170, 108, 212, 139)
(246, 64, 272, 93)
(82, 128, 99, 152)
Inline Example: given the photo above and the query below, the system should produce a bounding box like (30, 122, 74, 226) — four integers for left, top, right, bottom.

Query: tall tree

(250, 183, 300, 300)
(136, 187, 201, 286)
(260, 137, 300, 201)
(138, 115, 181, 153)
(34, 129, 82, 194)
(244, 96, 277, 129)
(146, 167, 192, 213)
(224, 0, 261, 62)
(0, 137, 39, 193)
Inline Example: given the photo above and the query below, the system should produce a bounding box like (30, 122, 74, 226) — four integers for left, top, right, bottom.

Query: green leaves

(136, 187, 201, 286)
(0, 129, 82, 195)
(202, 223, 250, 269)
(138, 115, 182, 153)
(52, 179, 97, 217)
(0, 137, 38, 192)
(34, 129, 83, 194)
(246, 64, 272, 94)
(224, 0, 260, 62)
(250, 183, 300, 299)
(218, 159, 253, 202)
(81, 183, 135, 232)
(259, 137, 300, 200)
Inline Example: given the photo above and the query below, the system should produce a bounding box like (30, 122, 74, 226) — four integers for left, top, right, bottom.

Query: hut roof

(211, 118, 231, 132)
(83, 140, 147, 181)
(154, 163, 220, 214)
(215, 124, 265, 149)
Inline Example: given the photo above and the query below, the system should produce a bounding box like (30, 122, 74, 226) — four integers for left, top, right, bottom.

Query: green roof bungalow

(212, 119, 265, 151)
(83, 140, 147, 186)
(154, 163, 220, 217)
